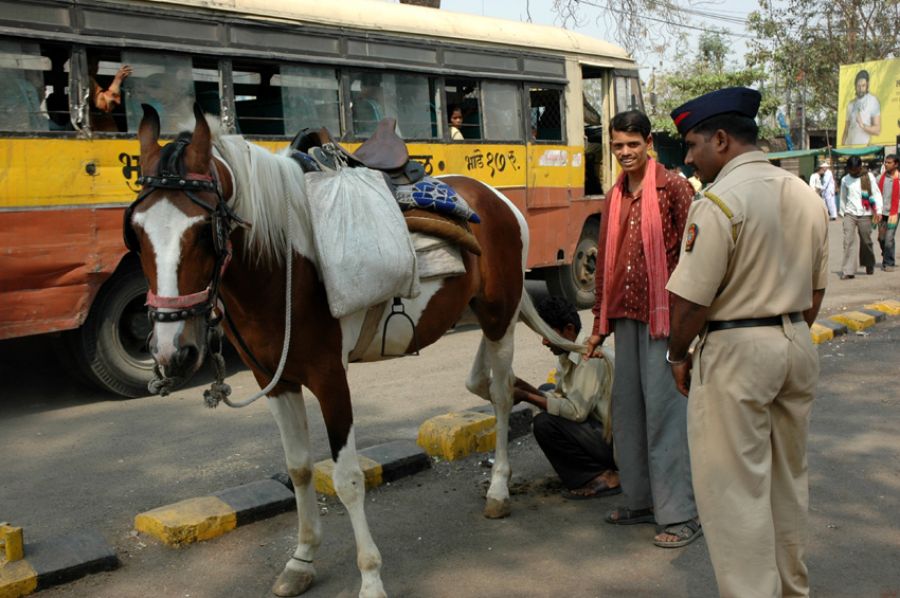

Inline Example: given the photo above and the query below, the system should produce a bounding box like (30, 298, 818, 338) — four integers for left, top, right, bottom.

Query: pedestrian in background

(584, 109, 700, 549)
(877, 153, 899, 271)
(839, 155, 882, 279)
(667, 86, 828, 597)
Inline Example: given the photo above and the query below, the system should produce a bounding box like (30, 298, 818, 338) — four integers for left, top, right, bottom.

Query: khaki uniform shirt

(667, 151, 828, 319)
(543, 336, 613, 438)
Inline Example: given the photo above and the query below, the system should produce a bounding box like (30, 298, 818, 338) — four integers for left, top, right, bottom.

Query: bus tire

(66, 267, 154, 398)
(544, 225, 598, 309)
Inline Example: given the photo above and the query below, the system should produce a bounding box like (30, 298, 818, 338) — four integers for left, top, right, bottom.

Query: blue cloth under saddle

(395, 177, 480, 223)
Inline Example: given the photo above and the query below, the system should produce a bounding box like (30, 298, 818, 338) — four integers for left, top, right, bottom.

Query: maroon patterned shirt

(591, 163, 694, 335)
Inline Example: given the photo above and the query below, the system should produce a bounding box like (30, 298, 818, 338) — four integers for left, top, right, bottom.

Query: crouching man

(514, 296, 619, 499)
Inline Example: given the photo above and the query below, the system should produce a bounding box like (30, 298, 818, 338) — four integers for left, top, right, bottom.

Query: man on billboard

(842, 70, 881, 146)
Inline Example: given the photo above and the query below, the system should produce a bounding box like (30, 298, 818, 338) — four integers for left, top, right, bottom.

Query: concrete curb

(0, 530, 118, 598)
(416, 403, 533, 461)
(814, 299, 898, 343)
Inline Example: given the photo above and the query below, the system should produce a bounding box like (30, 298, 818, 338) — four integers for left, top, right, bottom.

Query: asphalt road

(29, 317, 900, 597)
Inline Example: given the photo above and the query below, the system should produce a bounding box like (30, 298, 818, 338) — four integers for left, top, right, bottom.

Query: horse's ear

(138, 104, 161, 161)
(185, 102, 211, 174)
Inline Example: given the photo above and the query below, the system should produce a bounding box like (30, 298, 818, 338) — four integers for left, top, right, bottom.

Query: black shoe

(839, 273, 855, 280)
(866, 267, 875, 275)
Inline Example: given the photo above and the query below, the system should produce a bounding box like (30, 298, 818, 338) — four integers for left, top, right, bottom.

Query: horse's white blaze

(132, 198, 204, 361)
(332, 426, 386, 598)
(340, 279, 444, 363)
(266, 391, 321, 574)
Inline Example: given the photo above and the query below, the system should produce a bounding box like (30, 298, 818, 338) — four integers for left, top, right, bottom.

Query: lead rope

(204, 153, 296, 409)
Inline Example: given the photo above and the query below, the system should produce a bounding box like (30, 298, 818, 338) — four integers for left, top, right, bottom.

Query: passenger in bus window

(449, 104, 464, 140)
(352, 73, 385, 137)
(90, 59, 131, 132)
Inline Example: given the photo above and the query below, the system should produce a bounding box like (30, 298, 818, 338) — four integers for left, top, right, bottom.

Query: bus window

(349, 71, 437, 139)
(232, 62, 283, 136)
(482, 81, 523, 141)
(0, 39, 53, 132)
(614, 74, 644, 113)
(445, 78, 481, 140)
(277, 65, 341, 136)
(192, 57, 221, 118)
(583, 76, 605, 195)
(121, 51, 196, 134)
(529, 87, 563, 142)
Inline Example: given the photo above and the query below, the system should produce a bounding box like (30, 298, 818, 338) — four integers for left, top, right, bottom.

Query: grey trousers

(842, 214, 875, 275)
(611, 318, 697, 526)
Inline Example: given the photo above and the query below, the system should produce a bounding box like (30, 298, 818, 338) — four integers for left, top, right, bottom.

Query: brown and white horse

(127, 105, 578, 597)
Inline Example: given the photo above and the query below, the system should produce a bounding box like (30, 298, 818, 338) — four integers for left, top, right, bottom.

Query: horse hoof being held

(125, 103, 579, 597)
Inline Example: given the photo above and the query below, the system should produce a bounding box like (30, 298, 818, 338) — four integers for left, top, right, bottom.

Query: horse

(125, 104, 580, 597)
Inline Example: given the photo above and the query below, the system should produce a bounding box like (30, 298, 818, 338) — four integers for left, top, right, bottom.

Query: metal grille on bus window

(445, 78, 480, 140)
(349, 71, 437, 139)
(482, 81, 522, 141)
(0, 40, 54, 132)
(277, 65, 341, 136)
(529, 87, 563, 142)
(231, 62, 283, 136)
(122, 51, 196, 134)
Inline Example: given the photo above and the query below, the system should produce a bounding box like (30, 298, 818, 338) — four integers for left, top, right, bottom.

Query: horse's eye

(195, 225, 214, 247)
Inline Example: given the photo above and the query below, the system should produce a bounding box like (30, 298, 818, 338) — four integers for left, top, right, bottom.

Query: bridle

(123, 134, 246, 324)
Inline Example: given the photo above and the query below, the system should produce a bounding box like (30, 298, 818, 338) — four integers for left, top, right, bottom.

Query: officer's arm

(668, 295, 709, 362)
(804, 289, 825, 327)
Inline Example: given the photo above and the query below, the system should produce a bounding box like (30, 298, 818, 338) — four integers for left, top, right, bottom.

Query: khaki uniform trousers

(688, 317, 817, 598)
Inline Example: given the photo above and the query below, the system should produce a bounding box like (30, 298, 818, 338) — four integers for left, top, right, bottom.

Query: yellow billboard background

(837, 58, 900, 148)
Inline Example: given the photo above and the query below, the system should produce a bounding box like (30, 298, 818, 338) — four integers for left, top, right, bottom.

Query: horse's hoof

(483, 497, 511, 519)
(272, 567, 315, 597)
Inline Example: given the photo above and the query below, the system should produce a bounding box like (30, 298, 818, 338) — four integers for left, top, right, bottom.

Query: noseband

(123, 135, 245, 323)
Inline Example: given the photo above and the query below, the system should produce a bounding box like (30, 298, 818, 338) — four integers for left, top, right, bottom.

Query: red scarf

(878, 172, 900, 217)
(597, 157, 670, 339)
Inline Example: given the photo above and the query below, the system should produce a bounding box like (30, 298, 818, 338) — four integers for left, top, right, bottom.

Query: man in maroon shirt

(584, 110, 700, 548)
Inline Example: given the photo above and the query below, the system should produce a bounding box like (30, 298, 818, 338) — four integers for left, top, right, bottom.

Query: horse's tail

(517, 291, 585, 354)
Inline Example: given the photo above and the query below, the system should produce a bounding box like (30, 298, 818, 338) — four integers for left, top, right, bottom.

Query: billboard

(837, 58, 900, 148)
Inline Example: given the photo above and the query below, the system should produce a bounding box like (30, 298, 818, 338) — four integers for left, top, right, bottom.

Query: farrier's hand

(670, 355, 693, 397)
(584, 334, 606, 359)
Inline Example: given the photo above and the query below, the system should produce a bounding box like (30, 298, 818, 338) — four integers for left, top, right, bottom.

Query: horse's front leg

(310, 373, 387, 598)
(267, 390, 321, 597)
(483, 332, 516, 519)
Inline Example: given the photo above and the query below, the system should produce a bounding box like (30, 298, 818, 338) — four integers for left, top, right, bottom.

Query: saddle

(288, 118, 481, 255)
(289, 117, 424, 185)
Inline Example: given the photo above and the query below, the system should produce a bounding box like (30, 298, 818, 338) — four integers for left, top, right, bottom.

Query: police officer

(665, 88, 828, 597)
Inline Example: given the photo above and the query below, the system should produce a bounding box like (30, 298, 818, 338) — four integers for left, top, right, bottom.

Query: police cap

(670, 87, 761, 137)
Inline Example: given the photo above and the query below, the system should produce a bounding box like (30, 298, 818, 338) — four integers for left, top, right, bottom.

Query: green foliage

(747, 0, 900, 129)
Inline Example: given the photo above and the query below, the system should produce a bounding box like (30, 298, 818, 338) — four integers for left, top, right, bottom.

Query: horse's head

(125, 103, 239, 387)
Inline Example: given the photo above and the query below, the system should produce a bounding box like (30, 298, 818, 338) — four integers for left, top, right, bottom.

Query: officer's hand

(670, 355, 693, 397)
(584, 334, 606, 359)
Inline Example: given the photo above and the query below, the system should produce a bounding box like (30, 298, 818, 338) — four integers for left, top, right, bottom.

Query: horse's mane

(212, 133, 310, 265)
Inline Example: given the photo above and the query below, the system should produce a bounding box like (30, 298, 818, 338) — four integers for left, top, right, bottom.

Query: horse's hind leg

(267, 390, 321, 596)
(479, 328, 517, 519)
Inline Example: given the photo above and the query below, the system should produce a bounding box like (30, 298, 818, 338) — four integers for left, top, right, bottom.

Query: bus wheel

(65, 268, 154, 398)
(545, 229, 598, 309)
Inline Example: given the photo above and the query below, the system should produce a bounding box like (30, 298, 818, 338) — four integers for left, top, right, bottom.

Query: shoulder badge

(685, 223, 699, 252)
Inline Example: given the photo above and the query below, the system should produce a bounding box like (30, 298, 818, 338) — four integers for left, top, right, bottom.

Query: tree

(747, 0, 900, 129)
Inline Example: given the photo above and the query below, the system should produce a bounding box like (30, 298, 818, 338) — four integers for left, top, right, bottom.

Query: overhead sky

(384, 0, 764, 76)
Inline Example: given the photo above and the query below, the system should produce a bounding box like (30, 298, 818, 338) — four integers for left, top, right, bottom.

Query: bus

(0, 0, 644, 397)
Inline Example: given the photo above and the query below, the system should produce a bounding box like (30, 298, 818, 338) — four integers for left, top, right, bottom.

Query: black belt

(707, 312, 804, 332)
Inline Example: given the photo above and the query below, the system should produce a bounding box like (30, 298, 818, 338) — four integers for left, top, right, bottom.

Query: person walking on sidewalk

(583, 109, 700, 548)
(877, 154, 899, 271)
(667, 86, 828, 597)
(839, 156, 882, 279)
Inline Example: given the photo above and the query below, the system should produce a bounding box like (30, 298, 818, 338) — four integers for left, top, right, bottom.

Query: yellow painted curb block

(828, 311, 875, 331)
(417, 411, 497, 461)
(313, 455, 383, 496)
(0, 559, 37, 598)
(134, 496, 236, 546)
(864, 300, 900, 316)
(809, 323, 834, 344)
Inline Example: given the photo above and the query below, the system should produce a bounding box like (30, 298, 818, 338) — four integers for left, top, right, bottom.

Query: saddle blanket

(412, 232, 466, 280)
(395, 176, 480, 223)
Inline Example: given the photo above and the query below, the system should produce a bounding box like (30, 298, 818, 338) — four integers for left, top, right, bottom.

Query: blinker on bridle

(123, 134, 246, 324)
